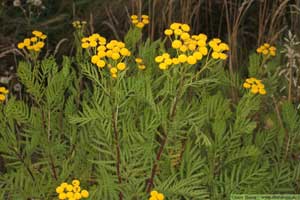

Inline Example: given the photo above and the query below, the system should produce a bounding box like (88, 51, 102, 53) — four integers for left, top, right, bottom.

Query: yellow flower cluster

(72, 20, 87, 29)
(155, 22, 229, 70)
(149, 190, 164, 200)
(17, 30, 47, 52)
(135, 57, 146, 70)
(56, 179, 89, 200)
(208, 38, 230, 59)
(256, 43, 276, 56)
(0, 87, 9, 102)
(243, 78, 266, 95)
(81, 33, 131, 78)
(131, 15, 150, 29)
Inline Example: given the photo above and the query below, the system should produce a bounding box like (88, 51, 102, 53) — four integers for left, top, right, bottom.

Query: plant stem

(146, 66, 187, 193)
(112, 107, 123, 200)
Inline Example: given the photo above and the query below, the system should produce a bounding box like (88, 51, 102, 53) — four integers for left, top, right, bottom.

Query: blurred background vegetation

(0, 0, 299, 78)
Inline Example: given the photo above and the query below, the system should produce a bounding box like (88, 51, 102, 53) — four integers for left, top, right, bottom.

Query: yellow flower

(136, 22, 145, 28)
(211, 52, 220, 59)
(30, 37, 38, 42)
(60, 183, 68, 188)
(155, 56, 164, 63)
(165, 58, 173, 65)
(110, 67, 118, 74)
(111, 52, 121, 60)
(17, 42, 25, 49)
(66, 184, 73, 192)
(117, 42, 125, 48)
(259, 88, 266, 95)
(243, 77, 266, 95)
(40, 34, 47, 40)
(270, 50, 276, 56)
(32, 30, 43, 37)
(81, 43, 89, 48)
(170, 23, 181, 30)
(142, 15, 149, 19)
(58, 193, 67, 200)
(117, 62, 126, 71)
(178, 54, 187, 63)
(251, 85, 259, 94)
(262, 49, 268, 55)
(106, 50, 113, 57)
(219, 53, 228, 60)
(172, 40, 182, 49)
(193, 51, 203, 60)
(73, 186, 81, 193)
(56, 186, 64, 193)
(219, 43, 229, 51)
(135, 58, 143, 64)
(132, 19, 139, 24)
(71, 180, 80, 187)
(120, 48, 130, 56)
(97, 51, 106, 58)
(172, 58, 179, 65)
(256, 47, 263, 53)
(159, 63, 168, 70)
(36, 41, 45, 48)
(0, 87, 8, 94)
(263, 43, 270, 48)
(74, 192, 82, 199)
(91, 55, 100, 64)
(112, 47, 120, 53)
(81, 190, 89, 198)
(33, 45, 41, 52)
(23, 38, 31, 46)
(0, 94, 5, 102)
(199, 47, 208, 55)
(180, 32, 190, 40)
(149, 190, 165, 200)
(181, 24, 190, 32)
(197, 40, 206, 47)
(187, 56, 197, 65)
(131, 15, 138, 20)
(142, 19, 150, 24)
(90, 41, 97, 47)
(188, 43, 196, 51)
(243, 82, 251, 88)
(96, 60, 106, 68)
(162, 53, 170, 59)
(179, 45, 188, 52)
(198, 33, 207, 41)
(111, 73, 117, 78)
(130, 15, 138, 19)
(174, 29, 183, 36)
(164, 29, 173, 36)
(97, 45, 106, 51)
(66, 191, 74, 198)
(138, 64, 146, 70)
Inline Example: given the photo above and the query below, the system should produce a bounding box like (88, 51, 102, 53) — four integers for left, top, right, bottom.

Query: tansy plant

(131, 14, 150, 29)
(0, 87, 9, 103)
(156, 22, 229, 70)
(256, 43, 276, 57)
(2, 13, 300, 200)
(56, 179, 89, 200)
(72, 20, 87, 29)
(243, 77, 266, 95)
(81, 33, 131, 78)
(149, 190, 164, 200)
(17, 30, 47, 61)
